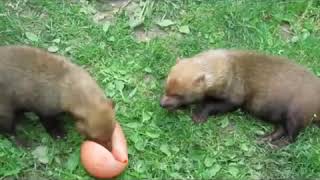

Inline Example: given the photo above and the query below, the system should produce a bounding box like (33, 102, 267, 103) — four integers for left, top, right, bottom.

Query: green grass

(1, 0, 320, 179)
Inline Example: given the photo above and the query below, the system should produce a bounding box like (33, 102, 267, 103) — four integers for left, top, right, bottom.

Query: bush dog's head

(74, 98, 116, 144)
(160, 50, 231, 111)
(160, 58, 208, 110)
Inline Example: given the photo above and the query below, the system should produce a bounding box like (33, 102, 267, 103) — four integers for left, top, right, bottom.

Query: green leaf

(133, 160, 146, 173)
(203, 164, 221, 178)
(129, 17, 144, 28)
(79, 6, 96, 15)
(134, 139, 144, 151)
(102, 22, 111, 32)
(142, 111, 152, 122)
(225, 138, 235, 146)
(302, 29, 310, 40)
(291, 36, 299, 43)
(160, 144, 171, 156)
(179, 25, 190, 34)
(144, 67, 152, 73)
(128, 88, 137, 98)
(145, 131, 160, 139)
(128, 133, 140, 143)
(25, 32, 39, 42)
(255, 130, 265, 136)
(157, 19, 175, 27)
(115, 81, 124, 92)
(48, 45, 59, 53)
(107, 36, 115, 42)
(255, 164, 263, 170)
(240, 143, 249, 151)
(52, 38, 61, 43)
(65, 151, 80, 172)
(171, 145, 180, 152)
(220, 118, 229, 128)
(228, 166, 239, 177)
(170, 172, 183, 178)
(125, 122, 141, 129)
(3, 169, 20, 177)
(32, 145, 49, 164)
(65, 46, 72, 52)
(204, 156, 215, 167)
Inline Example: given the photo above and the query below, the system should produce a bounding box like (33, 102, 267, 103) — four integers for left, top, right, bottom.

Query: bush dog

(160, 49, 320, 145)
(0, 45, 116, 145)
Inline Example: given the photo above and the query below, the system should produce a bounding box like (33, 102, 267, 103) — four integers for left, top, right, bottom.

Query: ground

(1, 0, 320, 179)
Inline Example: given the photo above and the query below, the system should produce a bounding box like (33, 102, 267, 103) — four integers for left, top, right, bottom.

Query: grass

(1, 0, 320, 179)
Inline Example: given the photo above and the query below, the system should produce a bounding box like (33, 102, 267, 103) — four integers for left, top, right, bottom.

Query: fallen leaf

(220, 118, 229, 128)
(204, 156, 215, 167)
(145, 131, 160, 139)
(203, 164, 221, 178)
(52, 38, 61, 43)
(129, 17, 144, 29)
(102, 22, 111, 32)
(144, 67, 152, 73)
(302, 29, 310, 40)
(160, 144, 171, 156)
(128, 88, 137, 98)
(179, 25, 190, 34)
(48, 46, 59, 53)
(108, 36, 115, 42)
(170, 172, 183, 178)
(65, 46, 72, 52)
(79, 6, 96, 15)
(142, 111, 152, 122)
(171, 146, 180, 152)
(25, 32, 39, 42)
(115, 80, 124, 92)
(228, 166, 239, 177)
(128, 133, 140, 143)
(32, 145, 49, 164)
(291, 36, 299, 43)
(240, 143, 249, 151)
(157, 19, 175, 27)
(65, 151, 80, 172)
(134, 139, 144, 151)
(125, 122, 141, 129)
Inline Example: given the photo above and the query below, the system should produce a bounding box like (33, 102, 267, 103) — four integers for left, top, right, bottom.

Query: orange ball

(80, 123, 128, 179)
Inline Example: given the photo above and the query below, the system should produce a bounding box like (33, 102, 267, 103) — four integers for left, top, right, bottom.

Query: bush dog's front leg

(192, 99, 239, 123)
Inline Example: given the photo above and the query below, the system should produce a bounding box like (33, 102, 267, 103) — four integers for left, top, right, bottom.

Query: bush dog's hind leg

(285, 108, 306, 143)
(271, 108, 307, 148)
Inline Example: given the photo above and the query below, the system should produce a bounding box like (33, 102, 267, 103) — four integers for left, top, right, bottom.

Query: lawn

(1, 0, 320, 179)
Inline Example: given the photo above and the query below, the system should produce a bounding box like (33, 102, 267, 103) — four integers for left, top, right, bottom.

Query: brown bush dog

(0, 45, 116, 145)
(160, 49, 320, 145)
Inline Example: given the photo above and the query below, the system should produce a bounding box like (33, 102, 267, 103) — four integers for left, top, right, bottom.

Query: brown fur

(160, 49, 320, 145)
(0, 45, 116, 144)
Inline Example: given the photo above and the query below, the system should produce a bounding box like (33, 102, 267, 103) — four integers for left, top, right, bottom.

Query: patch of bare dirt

(75, 0, 134, 24)
(134, 26, 168, 42)
(92, 0, 132, 23)
(78, 0, 170, 42)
